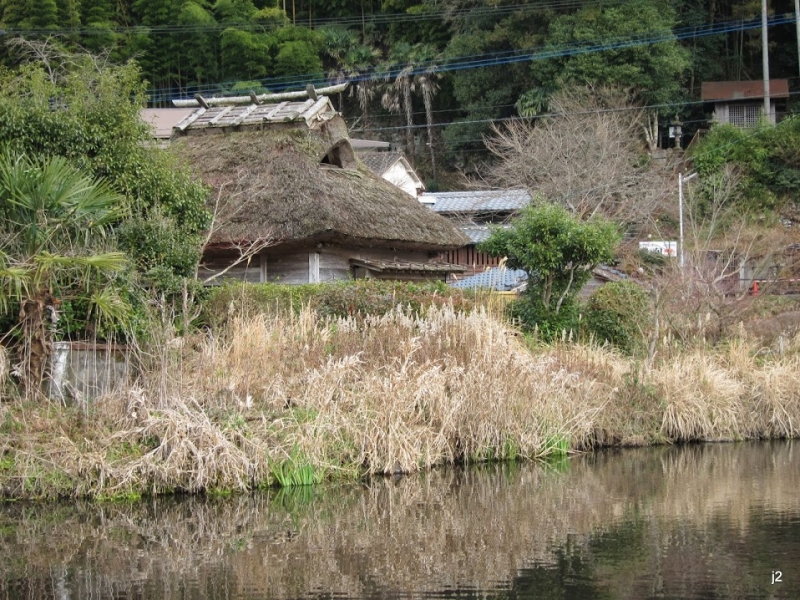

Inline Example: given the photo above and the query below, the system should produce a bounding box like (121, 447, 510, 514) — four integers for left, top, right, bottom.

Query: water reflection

(0, 442, 797, 599)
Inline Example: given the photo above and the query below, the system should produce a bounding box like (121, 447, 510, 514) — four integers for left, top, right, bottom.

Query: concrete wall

(48, 342, 132, 403)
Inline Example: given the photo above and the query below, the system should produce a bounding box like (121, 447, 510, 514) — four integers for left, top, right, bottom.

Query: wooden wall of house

(445, 245, 502, 274)
(265, 251, 310, 284)
(199, 254, 262, 284)
(204, 245, 446, 285)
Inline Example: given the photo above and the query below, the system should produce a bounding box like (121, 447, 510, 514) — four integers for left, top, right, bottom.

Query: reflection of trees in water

(0, 443, 797, 599)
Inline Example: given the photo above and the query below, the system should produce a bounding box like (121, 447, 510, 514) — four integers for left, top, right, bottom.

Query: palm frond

(89, 287, 132, 329)
(34, 251, 128, 272)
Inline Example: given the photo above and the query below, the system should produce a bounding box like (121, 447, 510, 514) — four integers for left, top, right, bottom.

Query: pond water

(1, 442, 798, 600)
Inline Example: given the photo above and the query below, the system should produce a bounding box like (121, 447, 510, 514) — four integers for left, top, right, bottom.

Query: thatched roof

(171, 112, 467, 251)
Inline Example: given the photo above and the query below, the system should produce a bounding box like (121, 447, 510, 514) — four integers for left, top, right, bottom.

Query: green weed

(542, 434, 570, 458)
(270, 446, 323, 487)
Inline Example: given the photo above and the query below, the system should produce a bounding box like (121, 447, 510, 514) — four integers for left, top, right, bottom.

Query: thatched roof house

(169, 93, 467, 284)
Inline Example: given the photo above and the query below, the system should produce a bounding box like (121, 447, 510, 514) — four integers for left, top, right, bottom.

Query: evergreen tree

(0, 0, 59, 29)
(531, 0, 690, 106)
(80, 0, 113, 24)
(56, 0, 81, 30)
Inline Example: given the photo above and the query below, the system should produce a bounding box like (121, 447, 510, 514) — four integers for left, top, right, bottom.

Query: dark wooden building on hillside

(169, 94, 467, 284)
(701, 80, 789, 128)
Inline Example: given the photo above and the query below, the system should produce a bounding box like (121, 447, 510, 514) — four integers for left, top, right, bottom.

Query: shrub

(201, 279, 483, 330)
(506, 295, 583, 341)
(584, 281, 650, 354)
(690, 118, 800, 211)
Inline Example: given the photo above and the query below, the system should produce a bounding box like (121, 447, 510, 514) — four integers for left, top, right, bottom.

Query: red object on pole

(752, 281, 759, 295)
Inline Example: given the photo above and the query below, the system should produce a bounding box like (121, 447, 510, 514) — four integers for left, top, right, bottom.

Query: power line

(349, 91, 800, 134)
(148, 12, 795, 101)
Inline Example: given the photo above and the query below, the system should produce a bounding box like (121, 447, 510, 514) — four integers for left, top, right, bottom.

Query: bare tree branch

(196, 177, 275, 285)
(200, 238, 274, 285)
(483, 86, 674, 224)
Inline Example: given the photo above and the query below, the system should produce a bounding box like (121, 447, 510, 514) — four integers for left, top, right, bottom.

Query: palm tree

(343, 44, 380, 132)
(0, 149, 130, 395)
(321, 26, 359, 109)
(412, 44, 441, 181)
(381, 42, 416, 164)
(381, 43, 443, 172)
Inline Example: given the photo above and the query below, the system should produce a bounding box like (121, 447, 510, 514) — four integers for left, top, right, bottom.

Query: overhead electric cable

(151, 13, 796, 101)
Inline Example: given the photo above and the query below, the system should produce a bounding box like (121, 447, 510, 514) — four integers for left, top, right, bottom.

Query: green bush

(690, 118, 800, 211)
(584, 281, 650, 354)
(201, 279, 482, 330)
(506, 295, 583, 341)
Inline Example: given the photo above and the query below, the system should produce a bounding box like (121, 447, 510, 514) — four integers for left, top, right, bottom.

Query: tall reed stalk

(1, 305, 800, 499)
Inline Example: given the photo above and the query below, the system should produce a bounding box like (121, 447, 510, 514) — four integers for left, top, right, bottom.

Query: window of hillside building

(728, 104, 762, 128)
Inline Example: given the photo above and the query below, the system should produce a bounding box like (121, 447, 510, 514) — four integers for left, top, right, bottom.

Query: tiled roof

(173, 97, 337, 132)
(350, 258, 465, 273)
(450, 267, 528, 291)
(359, 151, 405, 176)
(592, 265, 627, 281)
(460, 225, 513, 244)
(422, 189, 531, 214)
(141, 108, 195, 138)
(701, 80, 789, 101)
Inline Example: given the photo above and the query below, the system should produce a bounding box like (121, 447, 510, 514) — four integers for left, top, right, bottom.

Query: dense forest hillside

(2, 0, 800, 179)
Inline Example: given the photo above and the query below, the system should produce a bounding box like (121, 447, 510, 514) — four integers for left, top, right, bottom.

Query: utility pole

(678, 172, 698, 269)
(796, 0, 800, 79)
(763, 0, 772, 122)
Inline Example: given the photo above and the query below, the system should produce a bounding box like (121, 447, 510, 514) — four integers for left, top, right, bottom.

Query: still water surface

(1, 442, 798, 600)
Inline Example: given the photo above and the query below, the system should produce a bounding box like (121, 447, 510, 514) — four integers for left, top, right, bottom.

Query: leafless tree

(641, 166, 792, 364)
(197, 181, 274, 286)
(6, 37, 115, 83)
(483, 86, 673, 224)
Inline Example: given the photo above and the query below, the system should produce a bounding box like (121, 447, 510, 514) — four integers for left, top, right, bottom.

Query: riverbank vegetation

(1, 293, 799, 500)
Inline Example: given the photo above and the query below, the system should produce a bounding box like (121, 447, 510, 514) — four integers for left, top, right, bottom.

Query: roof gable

(359, 151, 424, 190)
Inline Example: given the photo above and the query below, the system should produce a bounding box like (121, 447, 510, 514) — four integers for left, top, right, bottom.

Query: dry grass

(0, 345, 7, 388)
(1, 306, 800, 499)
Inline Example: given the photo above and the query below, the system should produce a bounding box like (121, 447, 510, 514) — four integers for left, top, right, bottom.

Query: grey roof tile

(358, 151, 405, 176)
(422, 189, 531, 214)
(450, 267, 528, 291)
(460, 225, 513, 244)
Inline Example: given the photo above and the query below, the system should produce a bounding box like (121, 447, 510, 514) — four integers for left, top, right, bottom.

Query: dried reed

(1, 307, 800, 499)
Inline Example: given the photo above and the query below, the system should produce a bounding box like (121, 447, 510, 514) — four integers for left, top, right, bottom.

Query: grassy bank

(1, 305, 799, 499)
